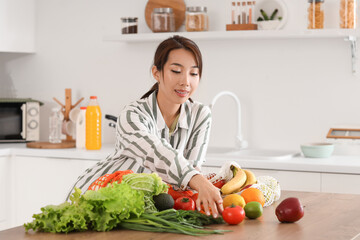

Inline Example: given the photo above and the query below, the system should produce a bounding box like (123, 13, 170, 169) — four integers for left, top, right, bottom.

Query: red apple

(275, 197, 304, 223)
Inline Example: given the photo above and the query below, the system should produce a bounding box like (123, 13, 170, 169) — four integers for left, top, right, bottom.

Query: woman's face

(153, 48, 200, 108)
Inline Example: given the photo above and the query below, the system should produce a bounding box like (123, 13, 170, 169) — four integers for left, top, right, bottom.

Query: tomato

(222, 205, 245, 225)
(191, 193, 199, 202)
(213, 179, 226, 189)
(167, 185, 193, 200)
(206, 173, 226, 189)
(174, 197, 196, 211)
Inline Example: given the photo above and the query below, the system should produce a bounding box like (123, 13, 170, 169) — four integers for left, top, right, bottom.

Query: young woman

(67, 35, 223, 218)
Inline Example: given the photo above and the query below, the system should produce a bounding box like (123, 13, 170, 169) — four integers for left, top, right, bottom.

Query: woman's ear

(152, 65, 160, 82)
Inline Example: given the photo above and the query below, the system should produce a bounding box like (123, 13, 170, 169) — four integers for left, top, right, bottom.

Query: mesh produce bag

(244, 176, 281, 207)
(87, 170, 133, 191)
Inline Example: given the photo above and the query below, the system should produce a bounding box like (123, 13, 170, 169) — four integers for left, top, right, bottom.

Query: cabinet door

(245, 169, 321, 192)
(0, 0, 35, 52)
(0, 156, 11, 231)
(12, 156, 96, 227)
(321, 173, 360, 195)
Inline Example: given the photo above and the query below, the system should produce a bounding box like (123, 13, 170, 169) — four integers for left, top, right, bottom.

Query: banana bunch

(220, 166, 257, 195)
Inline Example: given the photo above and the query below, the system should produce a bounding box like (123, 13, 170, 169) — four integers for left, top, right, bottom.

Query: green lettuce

(24, 182, 145, 233)
(122, 173, 168, 213)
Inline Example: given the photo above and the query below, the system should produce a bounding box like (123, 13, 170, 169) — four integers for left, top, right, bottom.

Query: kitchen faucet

(209, 91, 248, 149)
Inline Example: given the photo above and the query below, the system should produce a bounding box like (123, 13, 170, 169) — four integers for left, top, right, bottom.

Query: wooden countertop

(1, 191, 360, 240)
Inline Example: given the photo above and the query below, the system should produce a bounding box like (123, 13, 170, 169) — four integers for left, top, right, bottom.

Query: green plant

(257, 9, 282, 21)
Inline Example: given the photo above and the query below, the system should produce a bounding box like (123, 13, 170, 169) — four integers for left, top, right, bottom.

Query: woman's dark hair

(141, 35, 203, 100)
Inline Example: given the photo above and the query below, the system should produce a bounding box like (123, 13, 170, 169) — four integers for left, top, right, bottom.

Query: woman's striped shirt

(66, 91, 212, 199)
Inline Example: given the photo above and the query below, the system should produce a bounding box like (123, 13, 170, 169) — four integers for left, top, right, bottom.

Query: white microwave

(0, 99, 42, 142)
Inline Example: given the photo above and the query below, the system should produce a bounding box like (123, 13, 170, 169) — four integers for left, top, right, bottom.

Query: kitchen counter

(1, 144, 360, 175)
(1, 191, 360, 240)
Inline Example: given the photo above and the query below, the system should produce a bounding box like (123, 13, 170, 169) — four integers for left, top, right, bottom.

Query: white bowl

(300, 143, 334, 158)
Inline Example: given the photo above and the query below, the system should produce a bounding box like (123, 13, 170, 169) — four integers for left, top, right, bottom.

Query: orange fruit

(222, 194, 246, 208)
(240, 188, 265, 207)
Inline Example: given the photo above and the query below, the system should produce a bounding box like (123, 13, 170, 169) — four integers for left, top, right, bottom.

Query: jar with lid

(340, 0, 356, 29)
(121, 17, 138, 34)
(151, 8, 175, 32)
(186, 6, 209, 32)
(307, 0, 324, 29)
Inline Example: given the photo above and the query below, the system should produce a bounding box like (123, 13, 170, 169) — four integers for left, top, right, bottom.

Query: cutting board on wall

(144, 0, 186, 31)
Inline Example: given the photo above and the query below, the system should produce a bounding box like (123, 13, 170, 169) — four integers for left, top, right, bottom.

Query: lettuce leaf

(24, 182, 145, 233)
(122, 173, 168, 213)
(83, 182, 144, 231)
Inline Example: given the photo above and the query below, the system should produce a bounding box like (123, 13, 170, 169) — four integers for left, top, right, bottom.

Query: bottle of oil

(85, 96, 101, 150)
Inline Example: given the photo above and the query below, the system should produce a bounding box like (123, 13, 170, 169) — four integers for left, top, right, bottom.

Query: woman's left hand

(188, 174, 223, 218)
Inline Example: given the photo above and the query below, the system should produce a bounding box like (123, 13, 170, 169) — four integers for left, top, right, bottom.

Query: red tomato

(191, 193, 199, 202)
(174, 197, 196, 211)
(167, 185, 193, 200)
(213, 179, 226, 189)
(222, 205, 245, 225)
(206, 173, 226, 189)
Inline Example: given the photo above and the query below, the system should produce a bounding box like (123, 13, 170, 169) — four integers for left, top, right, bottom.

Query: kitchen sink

(206, 147, 299, 160)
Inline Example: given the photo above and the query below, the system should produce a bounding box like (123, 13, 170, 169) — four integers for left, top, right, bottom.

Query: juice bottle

(86, 96, 101, 150)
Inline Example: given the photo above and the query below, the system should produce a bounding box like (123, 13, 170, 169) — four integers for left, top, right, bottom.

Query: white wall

(1, 0, 360, 152)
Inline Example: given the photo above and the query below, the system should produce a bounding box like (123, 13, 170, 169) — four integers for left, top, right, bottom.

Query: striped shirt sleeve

(184, 105, 212, 169)
(116, 106, 200, 190)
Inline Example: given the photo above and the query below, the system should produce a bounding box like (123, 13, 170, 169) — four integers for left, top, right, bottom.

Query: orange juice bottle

(85, 96, 101, 150)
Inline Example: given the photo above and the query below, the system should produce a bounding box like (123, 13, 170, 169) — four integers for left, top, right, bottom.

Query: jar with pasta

(308, 0, 324, 29)
(340, 0, 356, 29)
(185, 6, 209, 32)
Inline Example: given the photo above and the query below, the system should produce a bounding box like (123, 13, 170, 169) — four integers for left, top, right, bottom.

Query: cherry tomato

(191, 193, 199, 202)
(222, 205, 245, 225)
(167, 185, 193, 200)
(174, 196, 196, 211)
(213, 179, 226, 189)
(206, 173, 226, 189)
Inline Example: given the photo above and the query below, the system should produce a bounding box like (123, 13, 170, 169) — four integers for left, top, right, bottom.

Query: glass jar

(151, 8, 175, 33)
(185, 6, 209, 32)
(121, 17, 138, 34)
(49, 108, 62, 143)
(340, 0, 356, 29)
(307, 0, 324, 29)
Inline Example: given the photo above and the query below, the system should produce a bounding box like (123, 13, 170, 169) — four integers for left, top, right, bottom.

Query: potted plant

(257, 9, 283, 30)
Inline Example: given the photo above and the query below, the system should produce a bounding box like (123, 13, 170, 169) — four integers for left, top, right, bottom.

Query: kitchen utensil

(145, 0, 186, 31)
(300, 143, 334, 158)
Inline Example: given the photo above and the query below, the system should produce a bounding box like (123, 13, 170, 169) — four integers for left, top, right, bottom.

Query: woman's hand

(188, 174, 223, 218)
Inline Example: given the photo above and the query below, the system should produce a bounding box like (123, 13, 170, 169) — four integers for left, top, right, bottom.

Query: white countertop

(1, 144, 360, 175)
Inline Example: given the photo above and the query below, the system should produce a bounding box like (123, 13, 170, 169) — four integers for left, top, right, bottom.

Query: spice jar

(186, 6, 209, 32)
(151, 8, 175, 33)
(307, 0, 324, 29)
(121, 17, 138, 34)
(340, 0, 356, 29)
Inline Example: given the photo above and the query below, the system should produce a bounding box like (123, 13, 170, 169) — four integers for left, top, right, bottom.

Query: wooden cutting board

(144, 0, 186, 31)
(26, 141, 75, 149)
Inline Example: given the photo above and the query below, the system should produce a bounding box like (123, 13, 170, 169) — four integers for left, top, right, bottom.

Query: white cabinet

(0, 156, 11, 231)
(11, 156, 95, 228)
(321, 173, 360, 195)
(247, 169, 322, 192)
(0, 0, 35, 53)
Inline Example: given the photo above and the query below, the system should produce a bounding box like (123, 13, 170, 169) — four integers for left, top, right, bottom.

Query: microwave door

(0, 102, 25, 142)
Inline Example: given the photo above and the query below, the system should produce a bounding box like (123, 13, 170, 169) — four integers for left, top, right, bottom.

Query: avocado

(153, 193, 174, 211)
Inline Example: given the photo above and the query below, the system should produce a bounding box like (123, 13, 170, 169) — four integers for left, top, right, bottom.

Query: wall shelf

(104, 29, 359, 74)
(104, 29, 358, 42)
